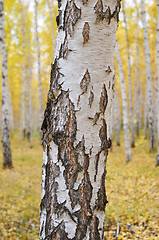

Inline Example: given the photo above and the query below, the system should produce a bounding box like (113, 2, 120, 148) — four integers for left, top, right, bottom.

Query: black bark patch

(93, 112, 100, 125)
(105, 65, 112, 73)
(64, 1, 81, 36)
(99, 119, 107, 151)
(88, 90, 94, 107)
(95, 170, 108, 211)
(99, 84, 108, 115)
(94, 0, 110, 23)
(94, 152, 101, 182)
(80, 69, 91, 94)
(89, 216, 100, 240)
(94, 0, 121, 24)
(59, 33, 68, 59)
(82, 22, 90, 44)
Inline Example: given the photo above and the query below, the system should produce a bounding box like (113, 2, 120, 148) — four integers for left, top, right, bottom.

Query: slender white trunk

(122, 0, 135, 147)
(156, 0, 159, 166)
(0, 0, 12, 169)
(141, 0, 155, 150)
(46, 0, 56, 51)
(20, 0, 27, 138)
(113, 93, 121, 146)
(134, 0, 141, 136)
(40, 0, 120, 239)
(116, 42, 131, 162)
(34, 0, 43, 134)
(27, 9, 33, 147)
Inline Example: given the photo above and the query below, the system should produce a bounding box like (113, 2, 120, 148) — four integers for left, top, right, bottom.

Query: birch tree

(0, 0, 12, 169)
(46, 0, 56, 50)
(27, 7, 33, 147)
(133, 0, 141, 136)
(156, 0, 159, 166)
(40, 0, 121, 239)
(122, 0, 135, 147)
(116, 42, 131, 162)
(34, 0, 43, 134)
(19, 0, 27, 138)
(141, 0, 155, 150)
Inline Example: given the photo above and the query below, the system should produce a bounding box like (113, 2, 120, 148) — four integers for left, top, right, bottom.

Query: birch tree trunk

(113, 94, 121, 146)
(46, 0, 56, 51)
(27, 8, 33, 148)
(116, 42, 131, 162)
(134, 0, 141, 136)
(0, 0, 12, 169)
(122, 0, 135, 147)
(141, 0, 156, 150)
(40, 0, 121, 239)
(34, 0, 43, 135)
(156, 0, 159, 166)
(19, 0, 27, 138)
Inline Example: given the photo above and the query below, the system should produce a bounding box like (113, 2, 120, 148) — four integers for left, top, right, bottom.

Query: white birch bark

(46, 0, 56, 51)
(113, 93, 121, 146)
(122, 0, 135, 147)
(156, 0, 159, 166)
(34, 0, 43, 134)
(134, 0, 141, 136)
(141, 0, 155, 150)
(0, 0, 12, 168)
(27, 8, 33, 147)
(19, 0, 27, 138)
(116, 42, 131, 162)
(40, 0, 121, 239)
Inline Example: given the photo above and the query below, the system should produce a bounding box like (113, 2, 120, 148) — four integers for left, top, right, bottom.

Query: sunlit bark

(40, 0, 121, 239)
(156, 0, 159, 166)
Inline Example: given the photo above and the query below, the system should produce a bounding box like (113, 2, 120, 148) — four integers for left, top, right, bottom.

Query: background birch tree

(156, 0, 159, 166)
(122, 0, 135, 147)
(116, 42, 131, 162)
(40, 0, 121, 239)
(141, 0, 155, 150)
(0, 0, 12, 169)
(34, 0, 43, 134)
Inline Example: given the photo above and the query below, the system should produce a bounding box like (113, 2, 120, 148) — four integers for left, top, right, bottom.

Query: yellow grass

(0, 132, 159, 239)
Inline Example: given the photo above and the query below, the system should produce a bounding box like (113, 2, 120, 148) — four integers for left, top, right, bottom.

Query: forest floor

(0, 132, 159, 239)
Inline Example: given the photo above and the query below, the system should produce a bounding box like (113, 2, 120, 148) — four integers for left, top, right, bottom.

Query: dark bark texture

(40, 0, 120, 239)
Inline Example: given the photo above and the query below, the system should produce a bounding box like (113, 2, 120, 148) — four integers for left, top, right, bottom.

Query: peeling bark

(40, 0, 120, 239)
(0, 0, 12, 169)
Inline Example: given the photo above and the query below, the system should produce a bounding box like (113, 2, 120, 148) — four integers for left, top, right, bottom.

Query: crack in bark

(82, 22, 90, 44)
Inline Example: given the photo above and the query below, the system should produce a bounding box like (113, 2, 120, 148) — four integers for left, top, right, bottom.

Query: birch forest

(0, 0, 159, 239)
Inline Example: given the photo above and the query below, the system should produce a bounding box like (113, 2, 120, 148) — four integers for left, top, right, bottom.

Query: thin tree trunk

(156, 0, 159, 166)
(144, 84, 148, 138)
(122, 0, 135, 147)
(46, 0, 56, 51)
(141, 0, 155, 150)
(34, 0, 43, 135)
(116, 42, 131, 162)
(19, 0, 27, 138)
(0, 0, 12, 169)
(40, 0, 121, 239)
(134, 0, 141, 136)
(27, 8, 33, 148)
(114, 94, 121, 146)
